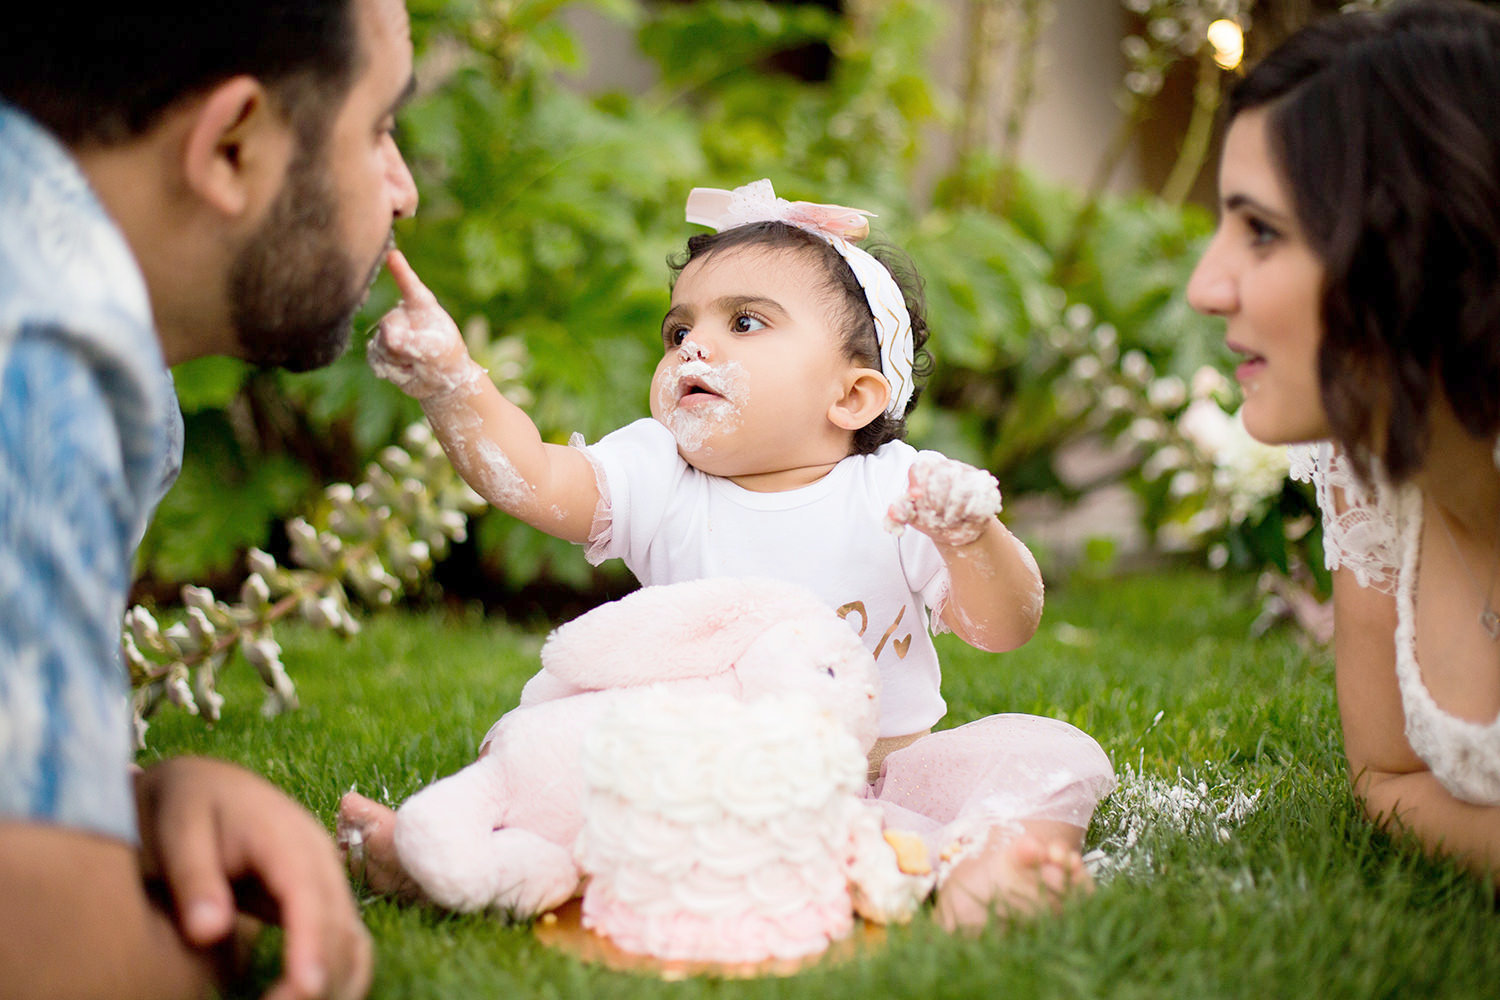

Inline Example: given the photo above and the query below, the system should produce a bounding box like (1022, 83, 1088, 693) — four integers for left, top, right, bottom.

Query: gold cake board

(534, 898, 886, 980)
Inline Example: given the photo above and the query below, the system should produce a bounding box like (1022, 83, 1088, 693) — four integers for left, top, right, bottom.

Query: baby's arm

(886, 452, 1042, 652)
(370, 250, 600, 543)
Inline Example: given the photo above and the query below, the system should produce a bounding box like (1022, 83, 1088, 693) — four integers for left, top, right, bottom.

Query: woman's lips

(1227, 341, 1265, 384)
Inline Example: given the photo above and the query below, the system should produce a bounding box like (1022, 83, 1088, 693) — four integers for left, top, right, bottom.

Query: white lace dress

(1293, 443, 1500, 805)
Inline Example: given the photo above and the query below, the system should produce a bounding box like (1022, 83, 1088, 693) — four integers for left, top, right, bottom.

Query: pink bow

(685, 179, 872, 242)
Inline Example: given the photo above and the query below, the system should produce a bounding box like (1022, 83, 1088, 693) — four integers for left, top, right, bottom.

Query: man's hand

(885, 452, 1002, 548)
(368, 249, 484, 402)
(135, 757, 373, 1000)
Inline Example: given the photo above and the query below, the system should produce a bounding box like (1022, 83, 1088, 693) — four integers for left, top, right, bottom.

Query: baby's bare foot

(336, 791, 427, 903)
(934, 830, 1092, 932)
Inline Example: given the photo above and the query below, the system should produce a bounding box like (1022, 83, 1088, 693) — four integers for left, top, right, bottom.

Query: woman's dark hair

(0, 4, 360, 151)
(668, 221, 933, 455)
(1226, 0, 1500, 482)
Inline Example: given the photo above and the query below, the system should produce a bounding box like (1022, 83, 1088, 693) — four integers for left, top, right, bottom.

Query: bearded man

(0, 4, 420, 997)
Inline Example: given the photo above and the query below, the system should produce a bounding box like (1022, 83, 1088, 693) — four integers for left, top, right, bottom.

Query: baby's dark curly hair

(668, 220, 932, 455)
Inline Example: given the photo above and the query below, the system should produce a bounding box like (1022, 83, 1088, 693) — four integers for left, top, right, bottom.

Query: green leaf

(170, 356, 249, 413)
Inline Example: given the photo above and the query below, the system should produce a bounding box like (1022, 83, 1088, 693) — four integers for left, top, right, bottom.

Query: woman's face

(1187, 108, 1331, 446)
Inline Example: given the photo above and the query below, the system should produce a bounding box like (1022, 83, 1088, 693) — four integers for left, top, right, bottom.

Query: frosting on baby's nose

(678, 339, 709, 362)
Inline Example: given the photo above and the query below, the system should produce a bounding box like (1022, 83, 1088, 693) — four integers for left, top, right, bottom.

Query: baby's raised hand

(368, 249, 485, 402)
(885, 451, 1001, 547)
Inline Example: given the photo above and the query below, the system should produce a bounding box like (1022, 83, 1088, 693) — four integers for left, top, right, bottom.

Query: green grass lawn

(141, 568, 1500, 999)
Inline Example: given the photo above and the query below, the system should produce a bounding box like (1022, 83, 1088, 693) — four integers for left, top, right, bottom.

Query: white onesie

(579, 417, 952, 737)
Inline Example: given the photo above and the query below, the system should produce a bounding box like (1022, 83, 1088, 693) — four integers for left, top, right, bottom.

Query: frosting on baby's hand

(368, 250, 487, 402)
(884, 451, 1001, 547)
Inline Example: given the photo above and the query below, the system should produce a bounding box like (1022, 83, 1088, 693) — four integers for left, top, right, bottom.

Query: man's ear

(828, 368, 891, 431)
(180, 76, 293, 220)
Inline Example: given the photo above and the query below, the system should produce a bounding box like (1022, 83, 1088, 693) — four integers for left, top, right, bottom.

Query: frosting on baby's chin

(652, 360, 746, 456)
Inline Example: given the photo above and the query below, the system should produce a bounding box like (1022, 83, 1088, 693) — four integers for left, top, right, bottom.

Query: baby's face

(650, 246, 864, 490)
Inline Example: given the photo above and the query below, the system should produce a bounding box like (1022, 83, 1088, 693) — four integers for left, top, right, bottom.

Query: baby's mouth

(673, 361, 730, 405)
(679, 379, 722, 403)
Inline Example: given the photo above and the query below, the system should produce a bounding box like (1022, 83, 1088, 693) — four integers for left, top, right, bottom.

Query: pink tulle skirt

(866, 713, 1116, 861)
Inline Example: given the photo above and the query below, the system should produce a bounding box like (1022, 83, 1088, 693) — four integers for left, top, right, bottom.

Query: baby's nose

(678, 338, 710, 362)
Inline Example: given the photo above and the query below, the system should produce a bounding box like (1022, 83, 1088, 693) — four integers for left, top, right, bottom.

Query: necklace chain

(1435, 504, 1500, 641)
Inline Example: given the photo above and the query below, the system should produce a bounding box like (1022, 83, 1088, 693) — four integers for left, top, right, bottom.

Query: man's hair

(1227, 0, 1500, 483)
(669, 221, 933, 455)
(0, 5, 361, 149)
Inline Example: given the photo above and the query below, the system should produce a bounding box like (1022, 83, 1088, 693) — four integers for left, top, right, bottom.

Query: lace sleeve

(1289, 442, 1403, 594)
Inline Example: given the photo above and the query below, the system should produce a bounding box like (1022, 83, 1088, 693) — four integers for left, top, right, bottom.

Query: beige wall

(559, 1, 1146, 201)
(920, 0, 1137, 197)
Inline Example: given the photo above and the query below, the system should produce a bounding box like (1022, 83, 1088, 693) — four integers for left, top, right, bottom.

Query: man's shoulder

(0, 102, 157, 370)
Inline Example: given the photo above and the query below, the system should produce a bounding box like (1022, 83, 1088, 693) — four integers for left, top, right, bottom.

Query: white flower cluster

(123, 422, 487, 747)
(1040, 295, 1302, 573)
(1163, 395, 1292, 565)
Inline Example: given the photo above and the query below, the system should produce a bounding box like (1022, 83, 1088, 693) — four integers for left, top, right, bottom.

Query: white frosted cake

(575, 687, 923, 964)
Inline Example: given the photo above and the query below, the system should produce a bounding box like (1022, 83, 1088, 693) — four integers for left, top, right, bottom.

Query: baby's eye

(664, 325, 689, 347)
(731, 313, 767, 334)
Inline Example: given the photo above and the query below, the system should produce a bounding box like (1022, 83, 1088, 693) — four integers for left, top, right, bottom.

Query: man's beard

(227, 140, 387, 373)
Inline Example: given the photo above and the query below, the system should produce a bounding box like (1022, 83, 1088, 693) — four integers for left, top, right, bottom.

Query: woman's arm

(1332, 566, 1500, 883)
(370, 250, 600, 543)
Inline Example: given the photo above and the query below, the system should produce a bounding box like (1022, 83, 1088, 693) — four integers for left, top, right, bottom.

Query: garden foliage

(139, 0, 1319, 608)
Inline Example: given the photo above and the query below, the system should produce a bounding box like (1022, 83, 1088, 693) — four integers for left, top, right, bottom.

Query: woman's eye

(732, 313, 766, 333)
(1247, 216, 1280, 247)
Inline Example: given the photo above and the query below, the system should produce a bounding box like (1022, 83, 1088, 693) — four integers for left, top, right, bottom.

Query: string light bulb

(1207, 18, 1245, 70)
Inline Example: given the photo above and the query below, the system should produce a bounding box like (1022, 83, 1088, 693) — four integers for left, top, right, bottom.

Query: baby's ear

(829, 368, 890, 431)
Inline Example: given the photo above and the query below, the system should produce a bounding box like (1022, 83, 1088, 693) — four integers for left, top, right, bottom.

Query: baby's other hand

(368, 249, 484, 401)
(885, 451, 1001, 547)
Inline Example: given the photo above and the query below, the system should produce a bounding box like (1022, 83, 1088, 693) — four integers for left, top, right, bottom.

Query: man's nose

(388, 141, 418, 220)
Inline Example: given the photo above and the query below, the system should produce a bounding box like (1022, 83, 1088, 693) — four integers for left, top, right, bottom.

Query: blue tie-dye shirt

(0, 102, 183, 845)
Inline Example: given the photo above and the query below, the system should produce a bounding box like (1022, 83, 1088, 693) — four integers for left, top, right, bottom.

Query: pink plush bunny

(390, 576, 926, 920)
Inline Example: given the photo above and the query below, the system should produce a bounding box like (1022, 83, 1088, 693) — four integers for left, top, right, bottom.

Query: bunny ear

(539, 577, 829, 689)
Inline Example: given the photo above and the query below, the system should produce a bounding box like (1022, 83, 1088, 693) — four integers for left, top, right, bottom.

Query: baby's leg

(336, 791, 428, 903)
(871, 715, 1115, 932)
(933, 818, 1090, 932)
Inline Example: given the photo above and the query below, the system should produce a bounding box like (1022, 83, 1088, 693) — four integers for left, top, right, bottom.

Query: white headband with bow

(684, 179, 915, 418)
